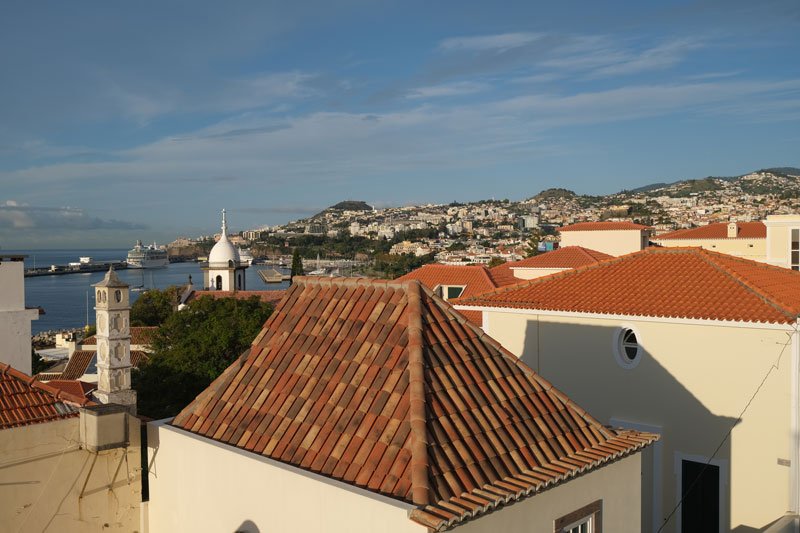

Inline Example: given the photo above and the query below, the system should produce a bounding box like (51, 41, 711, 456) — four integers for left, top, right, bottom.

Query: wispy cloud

(0, 201, 146, 230)
(439, 32, 543, 52)
(406, 81, 489, 99)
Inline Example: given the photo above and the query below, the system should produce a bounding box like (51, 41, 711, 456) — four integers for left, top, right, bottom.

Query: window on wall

(555, 500, 602, 533)
(614, 327, 642, 369)
(792, 229, 800, 270)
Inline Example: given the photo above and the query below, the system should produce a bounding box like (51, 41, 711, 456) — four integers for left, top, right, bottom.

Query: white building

(0, 255, 39, 374)
(457, 247, 800, 531)
(558, 221, 651, 257)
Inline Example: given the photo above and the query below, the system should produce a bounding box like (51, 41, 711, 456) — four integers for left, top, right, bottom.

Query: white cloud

(406, 81, 489, 99)
(439, 32, 543, 52)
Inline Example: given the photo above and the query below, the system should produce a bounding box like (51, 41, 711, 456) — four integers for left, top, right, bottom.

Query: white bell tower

(92, 266, 136, 413)
(203, 209, 248, 292)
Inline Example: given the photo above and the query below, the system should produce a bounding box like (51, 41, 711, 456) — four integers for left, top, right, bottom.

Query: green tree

(133, 295, 274, 418)
(130, 286, 182, 326)
(31, 348, 50, 375)
(290, 248, 304, 280)
(487, 257, 506, 268)
(526, 229, 542, 258)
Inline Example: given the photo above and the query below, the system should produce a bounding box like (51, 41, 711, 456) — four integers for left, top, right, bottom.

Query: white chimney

(727, 222, 738, 239)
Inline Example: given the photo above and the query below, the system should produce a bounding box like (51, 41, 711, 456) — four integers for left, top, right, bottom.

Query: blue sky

(1, 0, 799, 248)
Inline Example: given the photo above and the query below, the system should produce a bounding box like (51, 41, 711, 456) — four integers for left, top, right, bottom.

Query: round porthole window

(613, 326, 642, 369)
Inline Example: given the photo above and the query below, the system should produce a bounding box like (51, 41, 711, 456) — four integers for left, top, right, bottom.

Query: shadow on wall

(518, 320, 738, 532)
(235, 520, 260, 533)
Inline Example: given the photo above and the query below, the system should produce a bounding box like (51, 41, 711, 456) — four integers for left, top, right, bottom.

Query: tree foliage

(372, 252, 436, 279)
(133, 295, 274, 419)
(487, 257, 506, 268)
(290, 248, 304, 279)
(526, 229, 542, 258)
(31, 348, 51, 375)
(131, 286, 182, 326)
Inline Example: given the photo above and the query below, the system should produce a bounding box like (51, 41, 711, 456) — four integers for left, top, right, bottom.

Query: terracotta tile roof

(60, 350, 148, 380)
(397, 264, 498, 298)
(0, 363, 90, 429)
(490, 247, 614, 286)
(457, 247, 800, 324)
(46, 380, 96, 398)
(81, 326, 158, 347)
(396, 265, 501, 325)
(173, 277, 657, 530)
(655, 221, 766, 240)
(186, 289, 287, 306)
(559, 221, 650, 232)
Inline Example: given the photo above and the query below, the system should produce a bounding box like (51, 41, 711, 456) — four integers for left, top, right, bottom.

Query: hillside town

(167, 168, 800, 268)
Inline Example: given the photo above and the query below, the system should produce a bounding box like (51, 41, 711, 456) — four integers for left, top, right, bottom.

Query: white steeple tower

(203, 209, 248, 292)
(92, 266, 136, 413)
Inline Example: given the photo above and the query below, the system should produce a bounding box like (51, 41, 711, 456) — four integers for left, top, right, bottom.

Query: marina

(25, 256, 128, 277)
(10, 249, 289, 334)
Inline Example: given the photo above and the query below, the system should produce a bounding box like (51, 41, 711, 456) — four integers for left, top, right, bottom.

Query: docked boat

(238, 248, 254, 266)
(127, 240, 168, 269)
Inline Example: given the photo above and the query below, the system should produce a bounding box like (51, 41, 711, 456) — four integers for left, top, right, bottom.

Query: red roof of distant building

(457, 247, 800, 324)
(46, 380, 96, 398)
(186, 290, 287, 306)
(656, 221, 766, 240)
(59, 350, 148, 381)
(0, 363, 90, 429)
(173, 277, 657, 530)
(559, 221, 650, 232)
(396, 264, 500, 325)
(490, 247, 614, 286)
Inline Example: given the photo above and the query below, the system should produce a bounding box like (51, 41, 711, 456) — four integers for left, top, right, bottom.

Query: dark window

(681, 460, 719, 533)
(792, 229, 800, 270)
(621, 329, 638, 360)
(215, 275, 222, 290)
(446, 286, 465, 300)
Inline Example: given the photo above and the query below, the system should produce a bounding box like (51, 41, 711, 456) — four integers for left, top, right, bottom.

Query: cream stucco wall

(455, 453, 643, 533)
(652, 237, 766, 261)
(509, 266, 566, 280)
(0, 259, 38, 374)
(559, 229, 648, 257)
(148, 422, 645, 533)
(147, 422, 425, 533)
(765, 216, 800, 268)
(0, 416, 142, 532)
(479, 309, 793, 532)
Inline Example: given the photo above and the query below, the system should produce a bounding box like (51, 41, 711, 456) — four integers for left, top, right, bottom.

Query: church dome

(208, 209, 240, 266)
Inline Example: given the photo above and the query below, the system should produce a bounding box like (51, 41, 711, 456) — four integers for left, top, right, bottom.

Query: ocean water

(7, 249, 289, 334)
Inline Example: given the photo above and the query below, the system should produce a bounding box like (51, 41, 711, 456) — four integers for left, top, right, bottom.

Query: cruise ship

(127, 240, 168, 269)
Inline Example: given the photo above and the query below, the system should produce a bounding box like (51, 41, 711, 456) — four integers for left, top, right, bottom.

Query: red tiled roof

(655, 221, 766, 240)
(186, 290, 287, 306)
(0, 363, 90, 429)
(490, 247, 614, 286)
(397, 264, 498, 298)
(559, 221, 649, 232)
(60, 350, 148, 381)
(46, 380, 96, 398)
(173, 277, 657, 530)
(396, 264, 500, 325)
(81, 326, 158, 347)
(457, 247, 800, 324)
